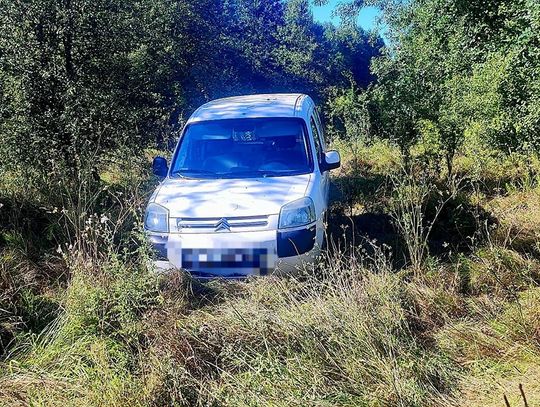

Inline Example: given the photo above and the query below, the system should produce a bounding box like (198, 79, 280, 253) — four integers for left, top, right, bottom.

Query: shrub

(457, 247, 540, 297)
(388, 169, 461, 272)
(0, 240, 162, 406)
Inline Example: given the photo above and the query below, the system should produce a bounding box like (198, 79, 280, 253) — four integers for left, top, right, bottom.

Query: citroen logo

(215, 218, 231, 232)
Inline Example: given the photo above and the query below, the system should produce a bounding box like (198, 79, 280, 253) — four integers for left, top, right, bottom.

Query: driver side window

(314, 109, 327, 150)
(310, 116, 323, 164)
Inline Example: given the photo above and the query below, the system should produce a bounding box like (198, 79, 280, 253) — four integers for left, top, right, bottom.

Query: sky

(312, 1, 382, 32)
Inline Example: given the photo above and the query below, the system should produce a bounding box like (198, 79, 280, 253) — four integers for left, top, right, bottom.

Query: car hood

(151, 174, 311, 218)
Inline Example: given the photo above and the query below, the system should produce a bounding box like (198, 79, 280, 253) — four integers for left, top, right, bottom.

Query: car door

(310, 110, 330, 203)
(309, 110, 330, 229)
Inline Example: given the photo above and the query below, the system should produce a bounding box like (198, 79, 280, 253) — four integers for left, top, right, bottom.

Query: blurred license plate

(181, 248, 272, 274)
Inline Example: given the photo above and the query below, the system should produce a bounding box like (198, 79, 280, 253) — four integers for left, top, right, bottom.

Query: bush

(0, 159, 161, 405)
(457, 247, 540, 297)
(0, 240, 162, 406)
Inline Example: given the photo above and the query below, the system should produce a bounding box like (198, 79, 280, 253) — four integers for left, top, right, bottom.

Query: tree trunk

(62, 0, 75, 80)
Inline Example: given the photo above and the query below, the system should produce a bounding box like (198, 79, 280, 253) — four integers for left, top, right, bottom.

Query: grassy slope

(0, 142, 539, 406)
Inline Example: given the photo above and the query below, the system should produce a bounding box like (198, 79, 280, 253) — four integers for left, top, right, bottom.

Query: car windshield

(170, 117, 312, 179)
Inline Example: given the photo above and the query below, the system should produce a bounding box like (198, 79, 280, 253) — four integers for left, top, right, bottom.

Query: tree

(333, 0, 540, 160)
(0, 0, 186, 178)
(0, 0, 382, 183)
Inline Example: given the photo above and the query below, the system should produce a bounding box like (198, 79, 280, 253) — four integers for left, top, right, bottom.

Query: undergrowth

(0, 142, 539, 406)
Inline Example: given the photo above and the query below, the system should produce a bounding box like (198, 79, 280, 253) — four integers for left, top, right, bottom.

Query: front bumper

(148, 224, 319, 278)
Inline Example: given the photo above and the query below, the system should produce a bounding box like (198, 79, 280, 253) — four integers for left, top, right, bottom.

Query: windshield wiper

(220, 170, 293, 178)
(171, 169, 220, 179)
(258, 170, 292, 177)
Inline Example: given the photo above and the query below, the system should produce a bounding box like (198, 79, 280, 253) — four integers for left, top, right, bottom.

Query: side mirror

(321, 150, 341, 171)
(152, 156, 168, 177)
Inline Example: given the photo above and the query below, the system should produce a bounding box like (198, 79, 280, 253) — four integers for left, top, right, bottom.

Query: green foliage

(458, 247, 540, 297)
(64, 249, 161, 342)
(0, 0, 381, 185)
(0, 241, 162, 405)
(2, 1, 540, 406)
(325, 0, 540, 172)
(325, 82, 373, 143)
(0, 0, 184, 177)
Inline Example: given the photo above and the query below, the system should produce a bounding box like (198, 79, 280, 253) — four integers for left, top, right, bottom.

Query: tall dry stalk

(389, 169, 460, 273)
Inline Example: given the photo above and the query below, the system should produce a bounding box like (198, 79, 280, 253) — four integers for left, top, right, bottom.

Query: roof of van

(187, 93, 313, 123)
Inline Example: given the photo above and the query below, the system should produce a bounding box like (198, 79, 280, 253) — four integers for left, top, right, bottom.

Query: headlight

(278, 197, 316, 229)
(144, 203, 169, 233)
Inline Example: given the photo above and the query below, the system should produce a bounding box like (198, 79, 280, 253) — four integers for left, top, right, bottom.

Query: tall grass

(134, 247, 460, 407)
(1, 142, 540, 406)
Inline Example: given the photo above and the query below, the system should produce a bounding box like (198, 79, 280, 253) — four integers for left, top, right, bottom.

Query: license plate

(181, 248, 272, 274)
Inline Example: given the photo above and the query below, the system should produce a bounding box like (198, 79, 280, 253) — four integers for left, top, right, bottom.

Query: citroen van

(144, 94, 340, 277)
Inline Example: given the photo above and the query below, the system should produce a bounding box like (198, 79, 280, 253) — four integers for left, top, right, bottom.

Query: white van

(144, 94, 340, 277)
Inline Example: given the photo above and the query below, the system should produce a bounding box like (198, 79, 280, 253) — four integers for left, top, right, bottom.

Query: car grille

(173, 215, 269, 233)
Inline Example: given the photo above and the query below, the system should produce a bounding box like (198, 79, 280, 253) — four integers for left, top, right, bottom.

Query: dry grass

(142, 261, 459, 407)
(488, 188, 540, 256)
(436, 287, 540, 407)
(461, 358, 540, 407)
(1, 144, 540, 406)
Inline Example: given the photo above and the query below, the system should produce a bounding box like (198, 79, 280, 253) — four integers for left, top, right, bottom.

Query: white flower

(100, 215, 109, 224)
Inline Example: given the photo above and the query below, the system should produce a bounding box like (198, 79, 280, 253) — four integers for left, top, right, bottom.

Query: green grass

(1, 141, 540, 406)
